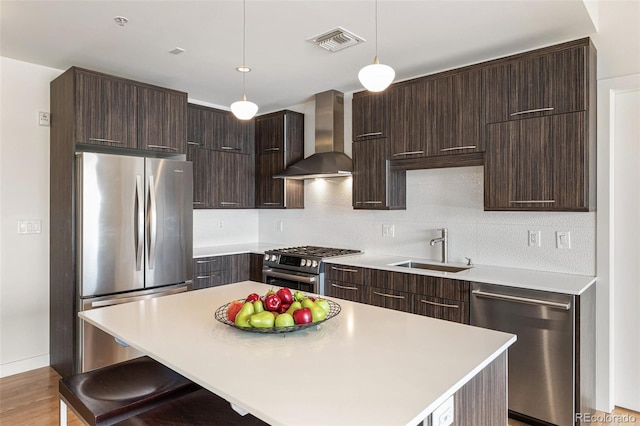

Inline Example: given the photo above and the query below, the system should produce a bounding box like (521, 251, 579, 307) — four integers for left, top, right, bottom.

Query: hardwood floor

(0, 367, 83, 426)
(1, 366, 638, 425)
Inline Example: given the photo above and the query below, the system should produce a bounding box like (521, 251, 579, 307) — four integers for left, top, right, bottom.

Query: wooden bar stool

(115, 388, 268, 425)
(59, 356, 199, 426)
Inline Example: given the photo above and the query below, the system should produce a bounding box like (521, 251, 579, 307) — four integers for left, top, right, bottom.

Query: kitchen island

(79, 281, 515, 426)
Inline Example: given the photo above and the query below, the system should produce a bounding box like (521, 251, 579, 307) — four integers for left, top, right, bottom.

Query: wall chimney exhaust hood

(274, 90, 351, 179)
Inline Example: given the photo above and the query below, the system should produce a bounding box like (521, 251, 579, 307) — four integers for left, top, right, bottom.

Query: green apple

(301, 298, 315, 309)
(234, 302, 255, 327)
(274, 312, 295, 327)
(315, 298, 330, 314)
(285, 301, 302, 315)
(309, 304, 327, 322)
(253, 299, 264, 313)
(249, 311, 275, 328)
(293, 291, 305, 302)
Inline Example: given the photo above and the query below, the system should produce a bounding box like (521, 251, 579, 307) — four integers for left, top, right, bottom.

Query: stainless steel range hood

(274, 90, 352, 179)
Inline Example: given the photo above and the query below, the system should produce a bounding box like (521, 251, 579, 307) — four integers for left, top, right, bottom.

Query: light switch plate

(432, 395, 454, 426)
(556, 231, 571, 249)
(382, 224, 395, 238)
(39, 111, 50, 126)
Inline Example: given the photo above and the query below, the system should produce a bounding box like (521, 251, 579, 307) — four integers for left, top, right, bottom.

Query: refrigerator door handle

(135, 175, 144, 271)
(148, 174, 157, 269)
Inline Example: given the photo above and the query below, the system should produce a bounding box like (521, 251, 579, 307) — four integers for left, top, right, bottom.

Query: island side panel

(426, 351, 507, 426)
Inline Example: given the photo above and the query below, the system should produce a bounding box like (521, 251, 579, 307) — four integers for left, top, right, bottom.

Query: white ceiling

(1, 1, 597, 113)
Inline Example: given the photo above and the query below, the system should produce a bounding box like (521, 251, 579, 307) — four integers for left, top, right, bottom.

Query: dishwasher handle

(471, 289, 571, 310)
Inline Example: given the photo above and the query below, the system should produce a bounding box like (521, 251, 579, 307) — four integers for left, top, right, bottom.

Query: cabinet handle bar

(421, 299, 460, 309)
(196, 259, 219, 264)
(331, 266, 359, 273)
(220, 202, 241, 205)
(509, 200, 555, 204)
(331, 283, 358, 291)
(373, 291, 405, 300)
(263, 202, 281, 206)
(440, 146, 476, 152)
(222, 146, 242, 151)
(509, 107, 555, 116)
(393, 151, 424, 156)
(187, 141, 200, 146)
(89, 138, 123, 144)
(147, 144, 179, 151)
(264, 147, 280, 152)
(356, 201, 383, 204)
(196, 274, 220, 279)
(355, 132, 383, 138)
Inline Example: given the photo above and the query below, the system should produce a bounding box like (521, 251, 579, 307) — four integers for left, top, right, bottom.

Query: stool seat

(59, 356, 199, 426)
(115, 388, 268, 426)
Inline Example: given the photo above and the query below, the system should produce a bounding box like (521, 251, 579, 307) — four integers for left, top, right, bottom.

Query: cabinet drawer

(193, 270, 232, 289)
(413, 296, 469, 324)
(325, 280, 367, 303)
(368, 287, 412, 313)
(325, 264, 366, 285)
(193, 256, 232, 274)
(415, 276, 470, 302)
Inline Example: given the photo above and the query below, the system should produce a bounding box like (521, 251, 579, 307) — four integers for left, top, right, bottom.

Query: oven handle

(262, 269, 317, 284)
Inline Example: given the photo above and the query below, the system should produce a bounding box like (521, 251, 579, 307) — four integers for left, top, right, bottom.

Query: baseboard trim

(0, 354, 50, 378)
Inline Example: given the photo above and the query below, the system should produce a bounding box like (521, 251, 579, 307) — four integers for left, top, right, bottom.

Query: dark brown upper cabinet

(484, 112, 589, 211)
(187, 105, 253, 154)
(485, 45, 588, 124)
(428, 69, 483, 156)
(352, 91, 388, 141)
(137, 86, 187, 154)
(75, 70, 138, 149)
(210, 150, 254, 208)
(352, 138, 405, 210)
(255, 110, 304, 209)
(388, 80, 429, 159)
(186, 145, 209, 209)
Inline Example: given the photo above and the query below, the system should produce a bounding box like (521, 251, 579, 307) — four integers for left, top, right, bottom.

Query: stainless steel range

(262, 246, 361, 295)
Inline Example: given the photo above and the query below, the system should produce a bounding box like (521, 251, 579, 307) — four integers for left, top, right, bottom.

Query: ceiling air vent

(308, 27, 365, 52)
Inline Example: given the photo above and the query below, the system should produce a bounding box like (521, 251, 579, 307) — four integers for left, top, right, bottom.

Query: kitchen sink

(392, 261, 470, 273)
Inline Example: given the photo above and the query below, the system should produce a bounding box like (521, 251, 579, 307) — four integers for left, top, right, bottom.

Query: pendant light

(358, 0, 395, 92)
(231, 0, 258, 120)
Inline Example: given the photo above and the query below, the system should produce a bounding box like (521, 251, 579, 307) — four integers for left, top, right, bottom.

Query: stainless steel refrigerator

(76, 152, 193, 372)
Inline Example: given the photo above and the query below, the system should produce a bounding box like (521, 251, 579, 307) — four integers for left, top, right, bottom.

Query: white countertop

(193, 243, 283, 258)
(79, 281, 515, 426)
(325, 254, 596, 295)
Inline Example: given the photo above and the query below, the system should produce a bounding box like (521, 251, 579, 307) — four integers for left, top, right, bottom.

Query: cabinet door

(485, 46, 586, 123)
(210, 151, 254, 208)
(186, 146, 210, 208)
(250, 253, 264, 282)
(485, 112, 587, 211)
(325, 279, 367, 303)
(193, 270, 232, 289)
(75, 71, 137, 148)
(352, 92, 388, 141)
(255, 153, 284, 208)
(138, 87, 187, 154)
(352, 139, 406, 210)
(429, 70, 483, 155)
(187, 105, 204, 149)
(413, 296, 469, 324)
(369, 287, 413, 313)
(256, 114, 284, 154)
(388, 81, 429, 158)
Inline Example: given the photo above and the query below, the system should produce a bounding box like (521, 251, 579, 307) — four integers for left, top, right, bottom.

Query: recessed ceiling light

(169, 47, 185, 55)
(114, 16, 128, 27)
(236, 66, 251, 73)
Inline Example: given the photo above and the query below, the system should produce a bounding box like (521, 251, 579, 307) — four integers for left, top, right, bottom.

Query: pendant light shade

(358, 56, 395, 92)
(358, 0, 394, 92)
(231, 0, 258, 120)
(231, 94, 259, 120)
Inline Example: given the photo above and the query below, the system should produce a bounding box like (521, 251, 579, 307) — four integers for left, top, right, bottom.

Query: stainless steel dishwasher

(471, 282, 575, 426)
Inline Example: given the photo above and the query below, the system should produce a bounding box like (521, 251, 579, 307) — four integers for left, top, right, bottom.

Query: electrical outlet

(218, 221, 224, 230)
(39, 111, 50, 126)
(382, 224, 395, 238)
(17, 219, 42, 234)
(556, 231, 571, 249)
(432, 395, 454, 426)
(528, 230, 541, 247)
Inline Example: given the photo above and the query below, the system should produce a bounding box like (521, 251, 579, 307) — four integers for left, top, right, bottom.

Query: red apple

(292, 307, 313, 325)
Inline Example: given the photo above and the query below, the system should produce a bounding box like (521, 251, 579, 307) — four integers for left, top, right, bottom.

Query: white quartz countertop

(325, 254, 596, 295)
(193, 243, 283, 258)
(79, 281, 515, 426)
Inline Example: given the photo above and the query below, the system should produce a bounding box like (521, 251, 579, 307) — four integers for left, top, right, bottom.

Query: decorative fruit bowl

(214, 299, 341, 334)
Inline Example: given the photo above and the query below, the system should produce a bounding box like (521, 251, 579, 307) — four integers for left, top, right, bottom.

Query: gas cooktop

(268, 246, 361, 258)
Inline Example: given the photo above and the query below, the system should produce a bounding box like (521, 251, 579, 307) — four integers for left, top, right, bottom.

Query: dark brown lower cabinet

(249, 253, 264, 282)
(192, 254, 249, 289)
(369, 287, 413, 313)
(325, 279, 367, 303)
(413, 295, 469, 324)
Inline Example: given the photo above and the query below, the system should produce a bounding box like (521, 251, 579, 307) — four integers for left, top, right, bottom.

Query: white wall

(0, 57, 61, 376)
(193, 209, 258, 248)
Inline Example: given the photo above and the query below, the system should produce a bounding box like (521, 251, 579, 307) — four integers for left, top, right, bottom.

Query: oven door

(262, 268, 319, 294)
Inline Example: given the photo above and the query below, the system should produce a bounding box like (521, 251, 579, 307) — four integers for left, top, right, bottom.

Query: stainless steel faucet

(430, 228, 448, 263)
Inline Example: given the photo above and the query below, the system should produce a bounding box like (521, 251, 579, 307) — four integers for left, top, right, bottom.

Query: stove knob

(306, 259, 313, 267)
(264, 254, 269, 261)
(270, 254, 277, 262)
(311, 260, 318, 267)
(301, 259, 307, 266)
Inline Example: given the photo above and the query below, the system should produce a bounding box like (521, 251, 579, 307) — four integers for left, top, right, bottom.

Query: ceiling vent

(308, 27, 365, 52)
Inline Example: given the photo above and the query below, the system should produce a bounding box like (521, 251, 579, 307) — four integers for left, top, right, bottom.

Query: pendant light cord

(375, 0, 378, 57)
(242, 0, 246, 96)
